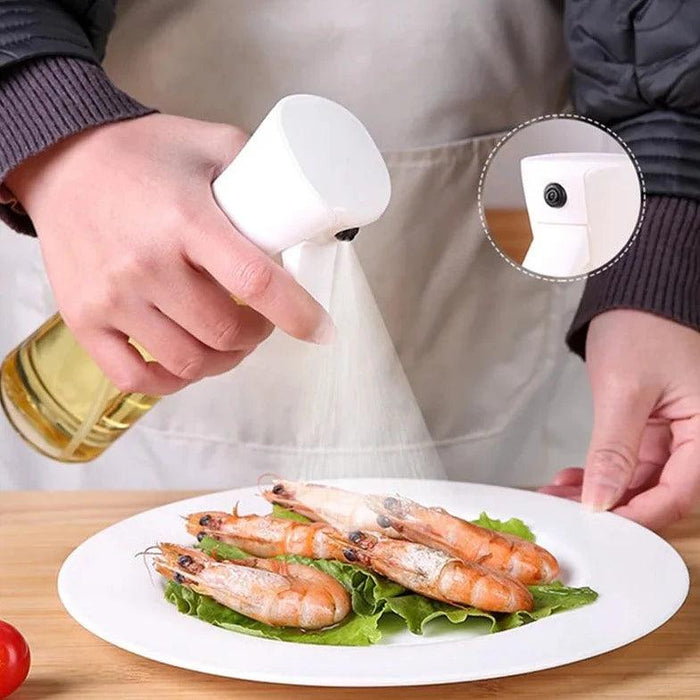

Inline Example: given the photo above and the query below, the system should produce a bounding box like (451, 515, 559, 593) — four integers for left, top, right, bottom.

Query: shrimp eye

(376, 515, 392, 528)
(199, 514, 212, 526)
(272, 483, 285, 495)
(174, 572, 185, 584)
(343, 548, 358, 562)
(177, 555, 193, 567)
(196, 532, 206, 542)
(348, 531, 363, 544)
(384, 497, 400, 512)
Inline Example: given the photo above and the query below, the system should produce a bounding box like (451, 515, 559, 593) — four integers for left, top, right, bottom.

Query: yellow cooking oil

(0, 313, 159, 462)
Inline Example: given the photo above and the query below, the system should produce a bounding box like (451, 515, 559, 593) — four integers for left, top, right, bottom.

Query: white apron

(0, 0, 592, 489)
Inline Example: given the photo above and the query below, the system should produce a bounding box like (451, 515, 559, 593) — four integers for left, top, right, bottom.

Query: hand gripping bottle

(0, 95, 391, 462)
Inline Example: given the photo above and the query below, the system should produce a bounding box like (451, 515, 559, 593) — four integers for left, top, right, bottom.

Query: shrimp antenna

(134, 544, 162, 558)
(134, 544, 161, 587)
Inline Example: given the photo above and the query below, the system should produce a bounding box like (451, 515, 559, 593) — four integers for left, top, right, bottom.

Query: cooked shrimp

(366, 495, 559, 584)
(155, 543, 350, 629)
(186, 509, 346, 560)
(263, 480, 402, 536)
(185, 511, 532, 612)
(264, 481, 558, 583)
(339, 531, 533, 613)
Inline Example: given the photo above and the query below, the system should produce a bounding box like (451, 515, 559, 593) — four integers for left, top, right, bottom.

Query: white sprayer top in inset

(520, 152, 640, 277)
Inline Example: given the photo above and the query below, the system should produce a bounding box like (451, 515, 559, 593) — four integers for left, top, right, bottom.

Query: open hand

(540, 309, 700, 531)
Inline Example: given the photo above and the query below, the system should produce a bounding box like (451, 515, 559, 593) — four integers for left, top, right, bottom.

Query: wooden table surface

(1, 491, 698, 699)
(483, 208, 533, 265)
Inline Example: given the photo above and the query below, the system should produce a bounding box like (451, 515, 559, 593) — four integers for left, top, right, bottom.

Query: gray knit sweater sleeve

(0, 55, 153, 234)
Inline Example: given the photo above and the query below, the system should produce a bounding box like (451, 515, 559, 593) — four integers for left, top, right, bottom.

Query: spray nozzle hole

(543, 183, 567, 208)
(335, 227, 359, 241)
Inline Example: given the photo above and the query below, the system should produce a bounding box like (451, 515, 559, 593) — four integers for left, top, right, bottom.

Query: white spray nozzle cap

(212, 94, 391, 256)
(520, 153, 640, 277)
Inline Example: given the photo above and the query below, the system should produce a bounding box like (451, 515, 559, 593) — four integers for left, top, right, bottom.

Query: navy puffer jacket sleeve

(565, 1, 700, 356)
(0, 0, 113, 66)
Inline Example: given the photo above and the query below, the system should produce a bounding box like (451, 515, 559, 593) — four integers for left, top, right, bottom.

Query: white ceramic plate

(58, 479, 689, 687)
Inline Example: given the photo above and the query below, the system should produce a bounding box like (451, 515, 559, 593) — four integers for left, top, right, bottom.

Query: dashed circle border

(477, 113, 646, 283)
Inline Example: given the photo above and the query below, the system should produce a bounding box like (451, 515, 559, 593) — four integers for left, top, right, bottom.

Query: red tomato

(0, 621, 30, 698)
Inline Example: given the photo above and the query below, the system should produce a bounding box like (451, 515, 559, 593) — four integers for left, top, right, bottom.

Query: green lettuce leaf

(495, 581, 599, 632)
(163, 509, 598, 645)
(383, 595, 495, 634)
(470, 512, 536, 541)
(271, 504, 311, 523)
(381, 583, 598, 634)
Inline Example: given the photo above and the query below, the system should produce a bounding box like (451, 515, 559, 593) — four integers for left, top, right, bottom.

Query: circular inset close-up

(479, 116, 643, 280)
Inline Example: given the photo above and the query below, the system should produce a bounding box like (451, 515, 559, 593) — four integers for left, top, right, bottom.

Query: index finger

(186, 206, 334, 344)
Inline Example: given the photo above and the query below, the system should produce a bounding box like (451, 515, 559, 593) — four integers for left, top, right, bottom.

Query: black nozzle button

(335, 227, 359, 241)
(543, 183, 567, 208)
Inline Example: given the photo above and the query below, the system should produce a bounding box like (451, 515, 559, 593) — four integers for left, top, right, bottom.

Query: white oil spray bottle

(214, 94, 391, 310)
(0, 95, 391, 462)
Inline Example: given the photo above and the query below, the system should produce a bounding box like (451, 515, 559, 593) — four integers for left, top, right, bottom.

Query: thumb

(582, 382, 658, 512)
